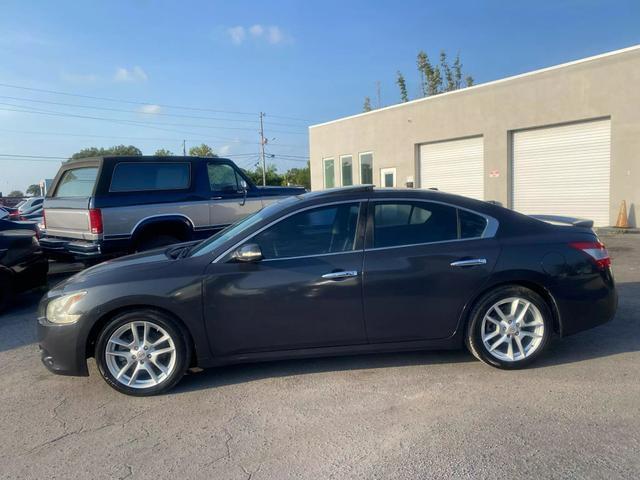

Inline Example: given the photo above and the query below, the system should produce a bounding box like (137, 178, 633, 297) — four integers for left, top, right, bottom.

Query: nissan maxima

(38, 186, 617, 396)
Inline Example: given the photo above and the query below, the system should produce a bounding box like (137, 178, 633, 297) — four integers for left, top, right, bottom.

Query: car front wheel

(466, 286, 552, 369)
(95, 309, 190, 396)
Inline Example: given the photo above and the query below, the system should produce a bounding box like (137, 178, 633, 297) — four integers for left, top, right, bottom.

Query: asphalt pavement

(0, 235, 638, 479)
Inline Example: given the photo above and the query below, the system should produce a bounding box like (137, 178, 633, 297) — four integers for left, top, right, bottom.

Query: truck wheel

(135, 234, 181, 252)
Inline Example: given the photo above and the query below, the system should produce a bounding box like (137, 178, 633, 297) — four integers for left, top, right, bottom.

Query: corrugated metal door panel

(419, 136, 484, 200)
(512, 119, 611, 226)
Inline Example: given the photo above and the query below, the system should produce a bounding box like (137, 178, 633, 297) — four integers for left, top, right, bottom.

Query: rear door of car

(362, 198, 500, 342)
(43, 160, 101, 240)
(206, 161, 263, 229)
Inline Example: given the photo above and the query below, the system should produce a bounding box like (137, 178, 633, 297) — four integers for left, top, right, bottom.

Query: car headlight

(46, 291, 87, 324)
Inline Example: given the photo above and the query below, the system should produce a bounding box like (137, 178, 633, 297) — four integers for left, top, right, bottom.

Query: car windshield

(188, 196, 300, 258)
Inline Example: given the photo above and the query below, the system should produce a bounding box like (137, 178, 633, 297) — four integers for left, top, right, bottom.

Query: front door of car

(203, 201, 368, 357)
(207, 162, 262, 230)
(362, 200, 500, 342)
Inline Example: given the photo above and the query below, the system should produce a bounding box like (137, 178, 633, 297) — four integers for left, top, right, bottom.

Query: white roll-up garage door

(512, 119, 611, 226)
(419, 136, 484, 200)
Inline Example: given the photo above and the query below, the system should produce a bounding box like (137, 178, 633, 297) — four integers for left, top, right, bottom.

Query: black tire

(0, 270, 12, 314)
(466, 285, 552, 369)
(135, 234, 181, 252)
(95, 309, 191, 396)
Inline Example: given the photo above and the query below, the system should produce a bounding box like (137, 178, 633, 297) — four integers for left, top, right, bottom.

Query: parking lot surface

(0, 235, 639, 479)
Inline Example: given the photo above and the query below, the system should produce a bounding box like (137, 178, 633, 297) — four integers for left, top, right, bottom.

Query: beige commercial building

(309, 45, 640, 227)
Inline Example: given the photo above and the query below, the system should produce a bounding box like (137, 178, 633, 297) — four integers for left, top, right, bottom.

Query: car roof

(63, 155, 236, 164)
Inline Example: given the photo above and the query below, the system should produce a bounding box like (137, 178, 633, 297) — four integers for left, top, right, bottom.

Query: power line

(0, 102, 307, 135)
(0, 94, 308, 129)
(0, 127, 309, 149)
(0, 82, 315, 122)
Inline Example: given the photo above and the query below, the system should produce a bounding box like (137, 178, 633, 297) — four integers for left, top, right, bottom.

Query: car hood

(56, 247, 176, 292)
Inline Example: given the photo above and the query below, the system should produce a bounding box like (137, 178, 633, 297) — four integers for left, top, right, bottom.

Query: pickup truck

(40, 156, 305, 260)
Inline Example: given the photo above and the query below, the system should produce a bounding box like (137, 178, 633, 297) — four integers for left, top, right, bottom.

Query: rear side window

(373, 201, 458, 248)
(459, 209, 487, 238)
(54, 167, 99, 197)
(110, 163, 190, 192)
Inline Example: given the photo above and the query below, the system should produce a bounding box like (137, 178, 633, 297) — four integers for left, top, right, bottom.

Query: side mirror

(239, 180, 248, 206)
(233, 243, 263, 262)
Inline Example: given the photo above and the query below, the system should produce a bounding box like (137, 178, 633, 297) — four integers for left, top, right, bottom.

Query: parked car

(38, 185, 617, 395)
(0, 216, 49, 312)
(39, 156, 305, 261)
(18, 197, 44, 213)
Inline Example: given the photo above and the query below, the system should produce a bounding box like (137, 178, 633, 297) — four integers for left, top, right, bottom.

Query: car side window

(373, 201, 458, 248)
(251, 203, 360, 260)
(208, 164, 239, 193)
(459, 209, 487, 238)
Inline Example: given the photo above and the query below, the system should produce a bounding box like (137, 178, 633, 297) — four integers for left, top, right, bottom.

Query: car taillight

(569, 241, 611, 270)
(88, 208, 103, 234)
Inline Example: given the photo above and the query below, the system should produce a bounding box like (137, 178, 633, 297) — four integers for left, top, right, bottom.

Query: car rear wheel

(466, 286, 552, 369)
(95, 310, 190, 396)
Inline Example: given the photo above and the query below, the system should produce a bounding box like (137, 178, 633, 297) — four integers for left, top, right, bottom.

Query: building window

(341, 155, 353, 186)
(380, 167, 396, 187)
(359, 152, 373, 184)
(323, 158, 335, 188)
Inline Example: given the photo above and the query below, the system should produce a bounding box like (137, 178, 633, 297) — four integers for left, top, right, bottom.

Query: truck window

(110, 163, 190, 192)
(54, 167, 99, 197)
(208, 163, 239, 192)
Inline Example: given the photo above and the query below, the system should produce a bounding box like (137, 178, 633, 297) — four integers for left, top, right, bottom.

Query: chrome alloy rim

(105, 321, 177, 389)
(481, 297, 545, 362)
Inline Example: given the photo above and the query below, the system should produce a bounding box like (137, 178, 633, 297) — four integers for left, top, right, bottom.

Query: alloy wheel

(104, 320, 177, 389)
(480, 297, 545, 362)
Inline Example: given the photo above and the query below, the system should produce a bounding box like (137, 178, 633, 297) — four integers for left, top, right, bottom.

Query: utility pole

(259, 112, 266, 186)
(182, 140, 186, 156)
(376, 81, 382, 109)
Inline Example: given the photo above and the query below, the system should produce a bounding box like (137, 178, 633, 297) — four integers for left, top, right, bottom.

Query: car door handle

(321, 270, 359, 280)
(450, 258, 487, 267)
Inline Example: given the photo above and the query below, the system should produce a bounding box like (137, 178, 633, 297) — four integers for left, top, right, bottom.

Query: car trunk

(43, 160, 101, 241)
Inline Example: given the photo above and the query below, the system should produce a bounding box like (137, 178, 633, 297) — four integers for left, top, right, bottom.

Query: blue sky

(1, 0, 639, 193)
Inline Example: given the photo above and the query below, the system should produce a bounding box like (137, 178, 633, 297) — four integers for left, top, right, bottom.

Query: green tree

(282, 162, 311, 189)
(363, 96, 372, 112)
(188, 143, 218, 157)
(440, 51, 455, 92)
(453, 54, 463, 89)
(242, 164, 284, 186)
(465, 75, 474, 87)
(155, 148, 174, 156)
(70, 145, 142, 160)
(8, 190, 24, 197)
(396, 71, 409, 102)
(26, 184, 41, 196)
(416, 51, 428, 97)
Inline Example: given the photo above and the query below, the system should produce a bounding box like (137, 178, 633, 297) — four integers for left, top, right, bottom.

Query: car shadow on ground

(172, 281, 640, 395)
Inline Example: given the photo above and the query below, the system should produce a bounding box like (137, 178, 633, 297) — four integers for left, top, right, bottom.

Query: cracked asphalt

(0, 235, 639, 479)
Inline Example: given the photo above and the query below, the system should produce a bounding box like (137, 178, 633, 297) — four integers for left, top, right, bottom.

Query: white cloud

(218, 145, 231, 155)
(249, 24, 264, 37)
(227, 26, 246, 45)
(114, 66, 148, 83)
(227, 25, 291, 46)
(138, 104, 162, 115)
(266, 26, 285, 45)
(0, 30, 51, 47)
